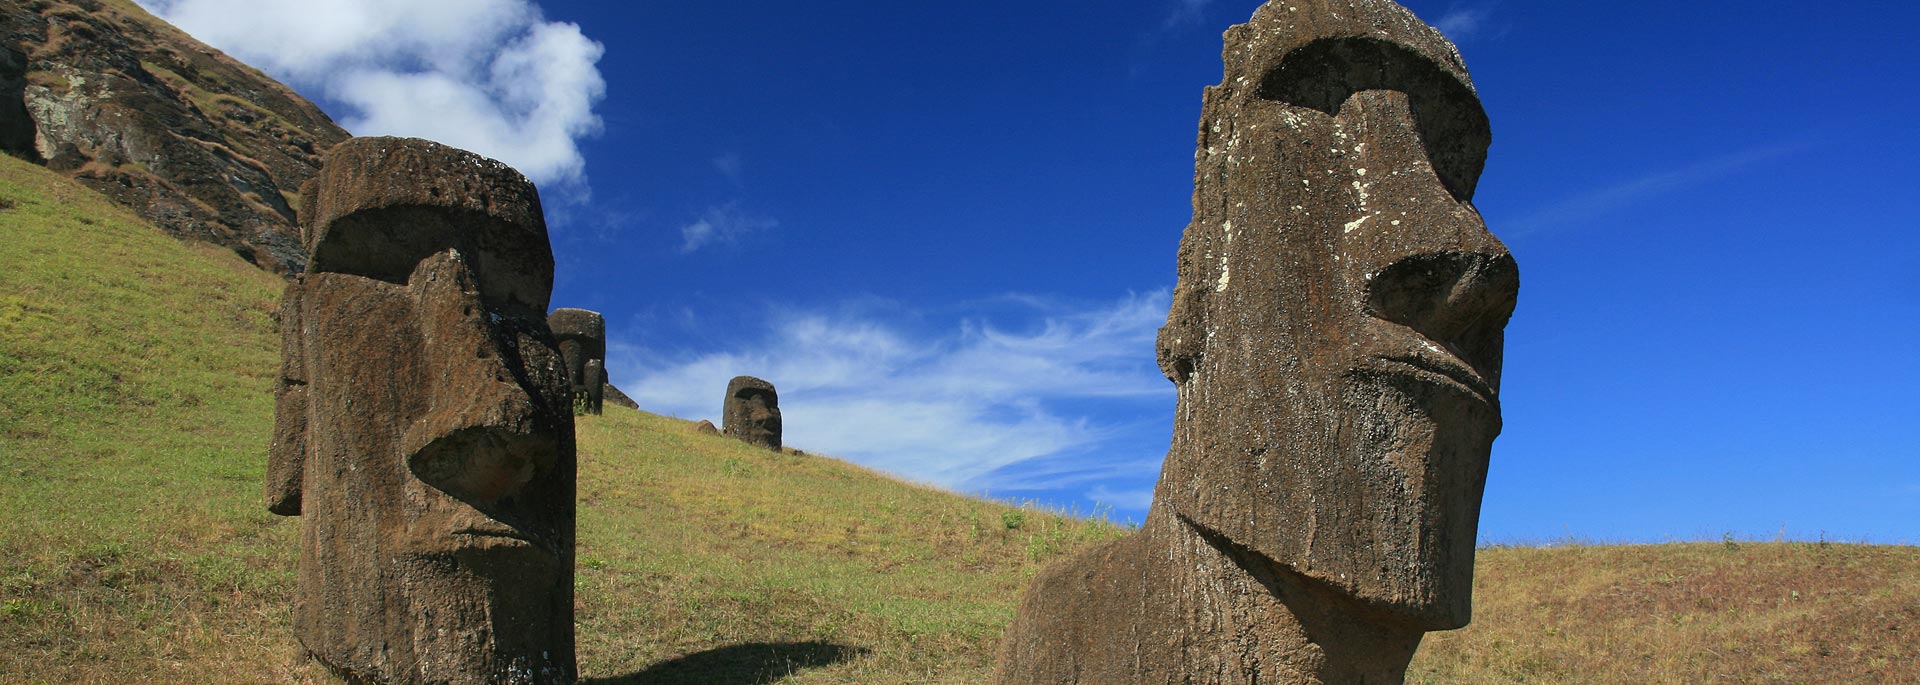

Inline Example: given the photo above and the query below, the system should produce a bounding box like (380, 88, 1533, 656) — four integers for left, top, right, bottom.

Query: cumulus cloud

(679, 202, 778, 253)
(608, 292, 1174, 492)
(135, 0, 605, 189)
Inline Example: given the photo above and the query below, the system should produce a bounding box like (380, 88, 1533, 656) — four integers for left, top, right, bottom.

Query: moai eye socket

(306, 206, 553, 316)
(1256, 37, 1492, 203)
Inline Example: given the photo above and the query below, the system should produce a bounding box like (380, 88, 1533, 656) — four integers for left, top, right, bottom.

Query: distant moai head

(721, 376, 782, 450)
(548, 307, 607, 414)
(1152, 0, 1518, 631)
(267, 137, 576, 684)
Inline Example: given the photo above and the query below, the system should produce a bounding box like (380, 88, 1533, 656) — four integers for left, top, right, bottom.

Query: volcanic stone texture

(549, 307, 607, 414)
(0, 0, 349, 275)
(721, 375, 781, 450)
(995, 1, 1520, 683)
(268, 136, 576, 685)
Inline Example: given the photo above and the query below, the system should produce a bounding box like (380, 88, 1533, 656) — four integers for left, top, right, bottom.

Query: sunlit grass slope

(2, 152, 1916, 684)
(0, 152, 1123, 684)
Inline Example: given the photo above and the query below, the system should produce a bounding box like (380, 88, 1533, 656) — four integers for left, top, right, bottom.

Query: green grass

(0, 152, 1124, 683)
(3, 152, 1917, 685)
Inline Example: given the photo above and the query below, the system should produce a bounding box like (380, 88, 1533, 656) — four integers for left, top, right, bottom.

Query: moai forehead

(548, 308, 607, 358)
(300, 136, 553, 312)
(727, 375, 778, 403)
(1153, 0, 1516, 630)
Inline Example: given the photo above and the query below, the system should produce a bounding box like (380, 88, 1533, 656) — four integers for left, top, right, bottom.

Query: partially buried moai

(994, 1, 1518, 683)
(548, 308, 607, 414)
(267, 137, 577, 685)
(721, 375, 781, 450)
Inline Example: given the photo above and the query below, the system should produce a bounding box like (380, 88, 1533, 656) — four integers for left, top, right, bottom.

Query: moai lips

(267, 136, 576, 685)
(996, 1, 1518, 682)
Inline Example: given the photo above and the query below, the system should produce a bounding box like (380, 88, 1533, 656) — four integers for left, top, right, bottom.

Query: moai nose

(400, 249, 559, 503)
(1365, 249, 1519, 387)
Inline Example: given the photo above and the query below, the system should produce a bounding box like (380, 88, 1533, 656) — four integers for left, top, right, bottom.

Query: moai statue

(994, 1, 1518, 683)
(266, 137, 577, 685)
(548, 308, 607, 414)
(721, 375, 781, 450)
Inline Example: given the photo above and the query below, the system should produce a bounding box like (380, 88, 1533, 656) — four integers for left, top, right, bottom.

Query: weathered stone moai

(721, 375, 781, 450)
(267, 137, 577, 685)
(994, 2, 1518, 683)
(548, 307, 607, 414)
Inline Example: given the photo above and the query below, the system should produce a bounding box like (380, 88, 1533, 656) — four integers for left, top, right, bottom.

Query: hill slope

(2, 154, 1916, 684)
(0, 0, 350, 275)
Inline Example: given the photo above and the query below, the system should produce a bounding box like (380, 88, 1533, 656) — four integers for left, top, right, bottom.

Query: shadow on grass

(583, 641, 869, 685)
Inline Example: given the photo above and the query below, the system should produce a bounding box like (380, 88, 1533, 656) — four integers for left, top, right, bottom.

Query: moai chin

(721, 375, 782, 450)
(994, 1, 1518, 683)
(267, 137, 577, 685)
(548, 308, 607, 414)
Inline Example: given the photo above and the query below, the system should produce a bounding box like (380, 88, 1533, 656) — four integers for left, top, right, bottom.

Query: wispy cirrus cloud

(678, 202, 777, 254)
(607, 292, 1174, 493)
(1433, 2, 1499, 42)
(1506, 140, 1812, 237)
(136, 0, 605, 192)
(1161, 0, 1216, 30)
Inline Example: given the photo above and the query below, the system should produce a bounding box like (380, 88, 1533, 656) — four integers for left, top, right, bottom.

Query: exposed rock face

(722, 375, 781, 450)
(548, 307, 607, 414)
(995, 1, 1518, 683)
(0, 0, 349, 275)
(267, 137, 576, 685)
(603, 381, 639, 410)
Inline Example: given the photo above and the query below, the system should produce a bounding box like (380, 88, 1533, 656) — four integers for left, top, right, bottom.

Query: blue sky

(139, 0, 1920, 543)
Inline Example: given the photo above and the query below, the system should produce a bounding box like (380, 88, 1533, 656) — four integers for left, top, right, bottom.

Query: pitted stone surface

(268, 136, 576, 685)
(721, 376, 782, 450)
(995, 2, 1518, 683)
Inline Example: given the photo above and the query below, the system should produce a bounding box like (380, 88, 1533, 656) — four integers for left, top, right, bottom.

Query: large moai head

(548, 307, 607, 414)
(721, 375, 782, 450)
(266, 137, 576, 684)
(1152, 0, 1518, 631)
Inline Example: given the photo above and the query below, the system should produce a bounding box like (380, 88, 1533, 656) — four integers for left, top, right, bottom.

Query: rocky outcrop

(722, 375, 781, 450)
(0, 0, 349, 275)
(269, 137, 575, 685)
(995, 1, 1520, 683)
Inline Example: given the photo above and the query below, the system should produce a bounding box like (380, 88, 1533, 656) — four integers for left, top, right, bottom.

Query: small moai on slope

(721, 375, 782, 450)
(548, 307, 607, 414)
(267, 136, 577, 685)
(993, 1, 1519, 683)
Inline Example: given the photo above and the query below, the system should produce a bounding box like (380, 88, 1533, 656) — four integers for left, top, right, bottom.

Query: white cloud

(1507, 140, 1811, 237)
(135, 0, 605, 189)
(1161, 0, 1215, 30)
(679, 202, 777, 253)
(1434, 3, 1496, 42)
(608, 292, 1174, 491)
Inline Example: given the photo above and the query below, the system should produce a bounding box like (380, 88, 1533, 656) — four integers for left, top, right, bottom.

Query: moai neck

(1143, 508, 1426, 684)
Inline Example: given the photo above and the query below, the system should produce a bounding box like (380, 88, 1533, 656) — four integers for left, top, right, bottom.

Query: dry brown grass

(1410, 542, 1920, 685)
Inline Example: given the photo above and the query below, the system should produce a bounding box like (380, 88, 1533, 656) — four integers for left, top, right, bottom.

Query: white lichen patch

(1344, 214, 1374, 234)
(1216, 254, 1232, 292)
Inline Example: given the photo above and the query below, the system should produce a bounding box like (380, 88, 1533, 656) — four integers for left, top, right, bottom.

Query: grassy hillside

(2, 153, 1916, 684)
(0, 152, 1123, 684)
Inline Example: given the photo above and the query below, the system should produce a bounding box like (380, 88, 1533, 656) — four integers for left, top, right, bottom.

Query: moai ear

(266, 280, 308, 516)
